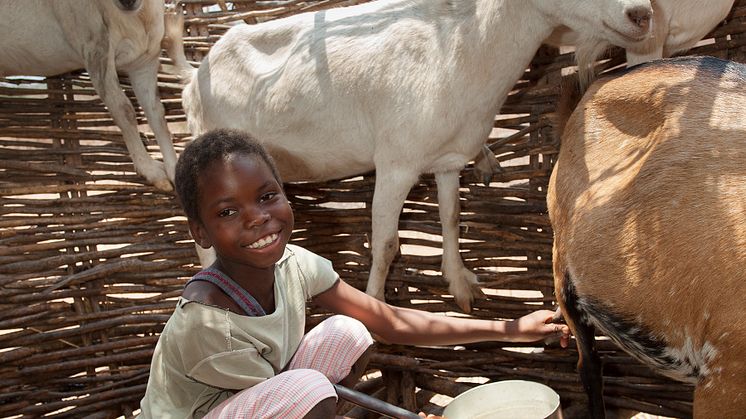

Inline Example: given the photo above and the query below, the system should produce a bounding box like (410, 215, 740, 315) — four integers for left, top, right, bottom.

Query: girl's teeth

(249, 233, 278, 249)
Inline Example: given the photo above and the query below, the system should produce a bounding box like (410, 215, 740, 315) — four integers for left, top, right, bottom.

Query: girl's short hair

(174, 128, 283, 221)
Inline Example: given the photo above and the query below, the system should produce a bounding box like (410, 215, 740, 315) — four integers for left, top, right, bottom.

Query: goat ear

(188, 218, 212, 249)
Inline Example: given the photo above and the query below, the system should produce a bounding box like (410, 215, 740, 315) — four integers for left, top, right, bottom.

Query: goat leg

(84, 38, 172, 191)
(129, 60, 178, 183)
(560, 272, 606, 419)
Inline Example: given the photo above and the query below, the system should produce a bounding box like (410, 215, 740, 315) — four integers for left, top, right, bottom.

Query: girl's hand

(511, 308, 570, 347)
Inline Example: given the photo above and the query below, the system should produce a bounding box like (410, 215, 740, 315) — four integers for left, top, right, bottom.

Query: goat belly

(577, 293, 701, 384)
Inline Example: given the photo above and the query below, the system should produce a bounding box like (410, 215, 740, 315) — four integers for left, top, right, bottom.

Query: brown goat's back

(549, 56, 746, 418)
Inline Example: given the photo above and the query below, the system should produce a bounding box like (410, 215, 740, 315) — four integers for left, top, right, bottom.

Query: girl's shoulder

(280, 244, 339, 297)
(181, 280, 246, 315)
(282, 244, 326, 264)
(281, 244, 336, 277)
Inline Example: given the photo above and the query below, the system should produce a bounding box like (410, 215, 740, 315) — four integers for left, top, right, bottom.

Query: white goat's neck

(454, 0, 556, 112)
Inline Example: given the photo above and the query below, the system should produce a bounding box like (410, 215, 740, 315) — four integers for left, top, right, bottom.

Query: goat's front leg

(84, 44, 172, 191)
(434, 171, 480, 313)
(129, 60, 177, 183)
(365, 169, 419, 302)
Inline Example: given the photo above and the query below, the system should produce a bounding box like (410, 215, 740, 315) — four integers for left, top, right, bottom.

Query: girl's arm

(313, 280, 569, 347)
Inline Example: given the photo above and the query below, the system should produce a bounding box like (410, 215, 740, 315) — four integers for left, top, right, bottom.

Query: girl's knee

(279, 368, 335, 394)
(211, 370, 336, 418)
(327, 314, 367, 331)
(289, 316, 374, 383)
(279, 370, 337, 418)
(325, 315, 373, 347)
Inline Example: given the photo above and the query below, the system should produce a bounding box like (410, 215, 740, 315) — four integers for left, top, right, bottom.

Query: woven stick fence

(2, 1, 746, 417)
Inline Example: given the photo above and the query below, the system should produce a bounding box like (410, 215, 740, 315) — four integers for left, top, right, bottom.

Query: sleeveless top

(185, 265, 266, 316)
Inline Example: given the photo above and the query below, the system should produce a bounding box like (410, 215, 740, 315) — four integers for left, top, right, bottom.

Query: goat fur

(0, 0, 183, 191)
(179, 0, 654, 312)
(475, 0, 737, 185)
(549, 56, 746, 418)
(547, 0, 735, 80)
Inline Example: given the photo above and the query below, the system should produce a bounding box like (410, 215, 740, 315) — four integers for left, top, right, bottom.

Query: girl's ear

(188, 218, 212, 249)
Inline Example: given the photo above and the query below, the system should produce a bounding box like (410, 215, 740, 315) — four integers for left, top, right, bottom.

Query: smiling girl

(137, 129, 569, 419)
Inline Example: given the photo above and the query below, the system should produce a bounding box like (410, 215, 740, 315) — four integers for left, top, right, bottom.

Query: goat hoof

(152, 178, 174, 192)
(449, 271, 482, 313)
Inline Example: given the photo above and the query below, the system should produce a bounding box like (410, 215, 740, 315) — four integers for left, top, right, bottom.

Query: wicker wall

(2, 1, 746, 417)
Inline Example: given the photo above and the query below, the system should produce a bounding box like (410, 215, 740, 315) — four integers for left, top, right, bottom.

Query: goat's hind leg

(129, 60, 178, 183)
(559, 271, 606, 419)
(435, 171, 481, 313)
(84, 43, 172, 191)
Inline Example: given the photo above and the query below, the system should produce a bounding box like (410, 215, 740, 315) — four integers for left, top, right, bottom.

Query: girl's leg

(204, 315, 373, 419)
(204, 369, 336, 419)
(288, 315, 374, 384)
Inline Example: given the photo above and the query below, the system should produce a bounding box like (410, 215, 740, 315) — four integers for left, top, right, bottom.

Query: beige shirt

(138, 245, 339, 419)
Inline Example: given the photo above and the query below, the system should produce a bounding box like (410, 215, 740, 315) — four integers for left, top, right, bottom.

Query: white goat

(475, 0, 736, 185)
(180, 0, 653, 312)
(549, 56, 746, 418)
(547, 0, 735, 71)
(0, 0, 179, 191)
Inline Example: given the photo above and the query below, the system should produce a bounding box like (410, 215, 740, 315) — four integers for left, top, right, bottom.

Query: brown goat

(548, 56, 746, 418)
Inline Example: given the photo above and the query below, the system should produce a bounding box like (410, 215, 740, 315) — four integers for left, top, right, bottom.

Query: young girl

(138, 129, 570, 419)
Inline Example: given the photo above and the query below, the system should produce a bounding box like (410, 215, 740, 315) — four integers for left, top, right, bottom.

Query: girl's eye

(260, 192, 278, 203)
(218, 208, 236, 217)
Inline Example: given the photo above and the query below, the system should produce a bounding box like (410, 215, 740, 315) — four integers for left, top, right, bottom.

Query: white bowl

(442, 380, 562, 419)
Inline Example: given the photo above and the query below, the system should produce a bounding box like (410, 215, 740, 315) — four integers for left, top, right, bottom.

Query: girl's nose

(244, 209, 270, 228)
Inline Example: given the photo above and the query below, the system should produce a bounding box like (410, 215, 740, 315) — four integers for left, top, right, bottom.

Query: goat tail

(162, 2, 196, 83)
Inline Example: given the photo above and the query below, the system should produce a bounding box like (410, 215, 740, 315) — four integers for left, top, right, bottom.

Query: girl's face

(189, 154, 293, 273)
